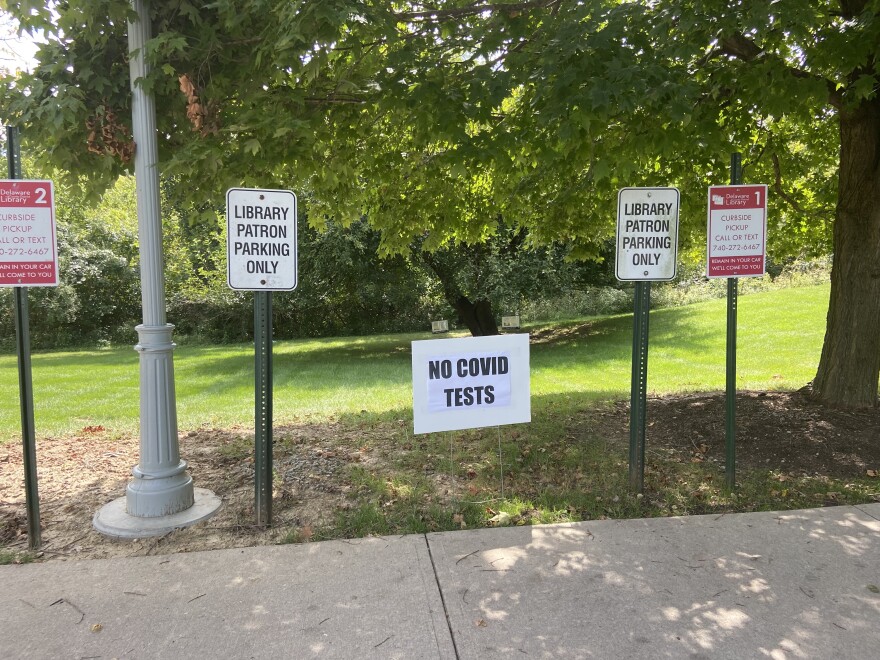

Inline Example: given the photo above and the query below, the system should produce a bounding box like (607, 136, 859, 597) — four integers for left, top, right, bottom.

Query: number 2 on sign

(34, 188, 48, 204)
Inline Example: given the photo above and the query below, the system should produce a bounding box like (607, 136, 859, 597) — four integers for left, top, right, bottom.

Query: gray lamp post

(93, 0, 221, 537)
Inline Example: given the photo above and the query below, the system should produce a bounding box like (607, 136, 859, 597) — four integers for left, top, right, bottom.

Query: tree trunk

(453, 296, 499, 336)
(811, 98, 880, 408)
(419, 249, 499, 336)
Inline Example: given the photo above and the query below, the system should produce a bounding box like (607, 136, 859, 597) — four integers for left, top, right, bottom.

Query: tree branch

(718, 32, 844, 109)
(771, 152, 834, 218)
(305, 95, 365, 105)
(394, 0, 562, 22)
(718, 33, 763, 61)
(839, 0, 869, 18)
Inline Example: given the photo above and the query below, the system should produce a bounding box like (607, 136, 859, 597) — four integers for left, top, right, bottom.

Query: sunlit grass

(1, 284, 829, 442)
(5, 282, 877, 543)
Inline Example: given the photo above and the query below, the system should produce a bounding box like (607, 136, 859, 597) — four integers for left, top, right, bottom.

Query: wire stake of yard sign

(497, 427, 504, 500)
(449, 432, 457, 504)
(5, 126, 40, 549)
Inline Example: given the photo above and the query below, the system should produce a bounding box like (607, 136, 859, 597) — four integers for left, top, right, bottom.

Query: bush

(521, 258, 831, 324)
(167, 219, 452, 342)
(521, 286, 633, 321)
(0, 243, 141, 349)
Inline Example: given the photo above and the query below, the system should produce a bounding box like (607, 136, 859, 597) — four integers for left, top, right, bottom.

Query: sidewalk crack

(854, 503, 880, 522)
(424, 534, 461, 660)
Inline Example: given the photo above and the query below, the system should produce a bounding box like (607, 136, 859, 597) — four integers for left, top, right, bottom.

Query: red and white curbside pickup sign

(0, 180, 58, 287)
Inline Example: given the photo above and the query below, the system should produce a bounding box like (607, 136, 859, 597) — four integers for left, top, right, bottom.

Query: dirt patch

(2, 390, 880, 562)
(1, 422, 385, 561)
(590, 390, 880, 478)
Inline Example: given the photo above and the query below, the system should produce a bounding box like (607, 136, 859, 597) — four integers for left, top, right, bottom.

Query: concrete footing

(92, 488, 222, 539)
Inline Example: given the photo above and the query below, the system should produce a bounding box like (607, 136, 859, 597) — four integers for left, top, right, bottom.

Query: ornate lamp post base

(93, 488, 221, 539)
(92, 1, 221, 539)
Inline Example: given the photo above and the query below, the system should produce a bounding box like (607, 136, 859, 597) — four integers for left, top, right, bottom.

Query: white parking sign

(616, 187, 680, 281)
(226, 188, 297, 291)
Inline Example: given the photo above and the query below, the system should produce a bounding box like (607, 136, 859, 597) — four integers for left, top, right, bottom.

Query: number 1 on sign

(755, 190, 761, 205)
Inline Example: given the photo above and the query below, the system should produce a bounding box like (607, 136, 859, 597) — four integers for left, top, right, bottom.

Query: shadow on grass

(2, 286, 828, 442)
(179, 304, 724, 392)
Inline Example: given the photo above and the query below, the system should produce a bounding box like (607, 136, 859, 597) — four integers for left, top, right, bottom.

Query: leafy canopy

(2, 1, 874, 259)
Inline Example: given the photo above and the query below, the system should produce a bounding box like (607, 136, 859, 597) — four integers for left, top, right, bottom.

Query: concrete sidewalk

(2, 504, 879, 659)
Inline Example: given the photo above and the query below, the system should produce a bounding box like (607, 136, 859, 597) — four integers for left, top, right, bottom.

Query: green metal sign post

(629, 281, 651, 492)
(254, 290, 273, 527)
(616, 187, 681, 493)
(708, 158, 767, 491)
(226, 187, 297, 528)
(725, 276, 738, 490)
(725, 153, 743, 491)
(6, 126, 40, 549)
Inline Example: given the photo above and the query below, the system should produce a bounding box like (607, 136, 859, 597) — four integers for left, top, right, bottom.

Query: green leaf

(244, 138, 261, 155)
(851, 74, 878, 101)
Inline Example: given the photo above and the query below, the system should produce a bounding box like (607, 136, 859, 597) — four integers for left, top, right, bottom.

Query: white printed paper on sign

(412, 334, 531, 434)
(427, 351, 512, 412)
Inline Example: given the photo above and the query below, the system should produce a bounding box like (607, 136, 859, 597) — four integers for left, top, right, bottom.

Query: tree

(2, 0, 610, 336)
(651, 1, 879, 409)
(372, 0, 878, 405)
(415, 222, 613, 335)
(2, 1, 877, 405)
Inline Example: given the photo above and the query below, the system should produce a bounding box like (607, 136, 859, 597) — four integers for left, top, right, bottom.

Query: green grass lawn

(530, 282, 825, 400)
(7, 281, 880, 558)
(0, 284, 829, 441)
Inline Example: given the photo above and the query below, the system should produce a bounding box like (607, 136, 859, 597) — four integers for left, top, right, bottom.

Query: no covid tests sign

(411, 334, 531, 434)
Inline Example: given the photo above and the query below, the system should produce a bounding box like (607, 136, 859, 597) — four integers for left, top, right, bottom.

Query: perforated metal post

(7, 126, 40, 549)
(726, 278, 738, 489)
(726, 153, 742, 491)
(254, 291, 273, 526)
(629, 281, 651, 492)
